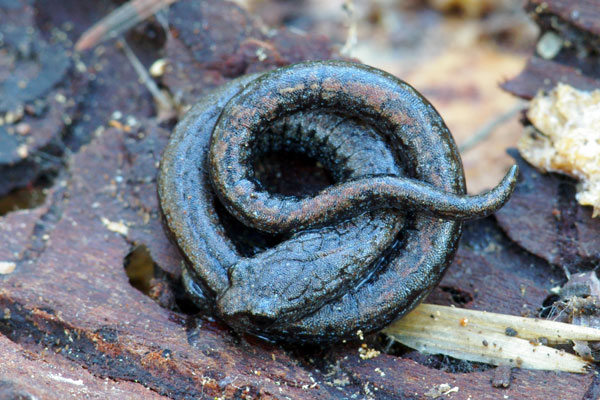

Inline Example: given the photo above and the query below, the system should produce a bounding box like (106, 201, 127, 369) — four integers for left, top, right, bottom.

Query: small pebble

(149, 59, 168, 77)
(505, 327, 518, 337)
(15, 122, 31, 135)
(537, 31, 563, 60)
(0, 261, 16, 275)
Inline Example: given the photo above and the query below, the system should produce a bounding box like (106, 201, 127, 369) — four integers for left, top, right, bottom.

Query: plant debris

(383, 303, 600, 373)
(1, 0, 600, 398)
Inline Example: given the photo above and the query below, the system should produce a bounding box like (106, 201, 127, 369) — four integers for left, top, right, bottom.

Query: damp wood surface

(1, 0, 600, 399)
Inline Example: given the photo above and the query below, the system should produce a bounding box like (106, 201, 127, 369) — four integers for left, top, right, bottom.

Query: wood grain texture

(1, 0, 599, 398)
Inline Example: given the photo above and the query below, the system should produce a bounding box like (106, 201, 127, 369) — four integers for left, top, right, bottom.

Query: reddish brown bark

(1, 0, 599, 398)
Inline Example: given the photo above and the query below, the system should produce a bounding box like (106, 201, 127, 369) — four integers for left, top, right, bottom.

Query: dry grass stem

(383, 303, 600, 373)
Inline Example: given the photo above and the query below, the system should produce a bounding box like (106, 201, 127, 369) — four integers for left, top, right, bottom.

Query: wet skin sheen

(158, 60, 518, 343)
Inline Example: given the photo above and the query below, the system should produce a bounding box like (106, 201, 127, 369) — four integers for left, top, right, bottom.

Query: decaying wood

(1, 0, 600, 398)
(502, 0, 600, 99)
(501, 56, 600, 99)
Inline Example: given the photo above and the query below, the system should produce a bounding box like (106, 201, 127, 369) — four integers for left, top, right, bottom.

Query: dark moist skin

(158, 60, 518, 343)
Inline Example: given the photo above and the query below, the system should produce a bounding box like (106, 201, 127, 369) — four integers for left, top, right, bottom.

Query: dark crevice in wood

(0, 177, 51, 217)
(124, 245, 155, 296)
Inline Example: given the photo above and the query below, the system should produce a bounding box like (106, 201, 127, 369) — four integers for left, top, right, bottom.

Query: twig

(75, 0, 178, 51)
(118, 39, 174, 115)
(340, 0, 357, 57)
(459, 102, 525, 153)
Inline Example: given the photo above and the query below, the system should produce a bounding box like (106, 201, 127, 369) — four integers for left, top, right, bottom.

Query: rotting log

(1, 0, 600, 398)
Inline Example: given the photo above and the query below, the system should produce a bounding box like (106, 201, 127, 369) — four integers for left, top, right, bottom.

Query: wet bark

(1, 0, 599, 398)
